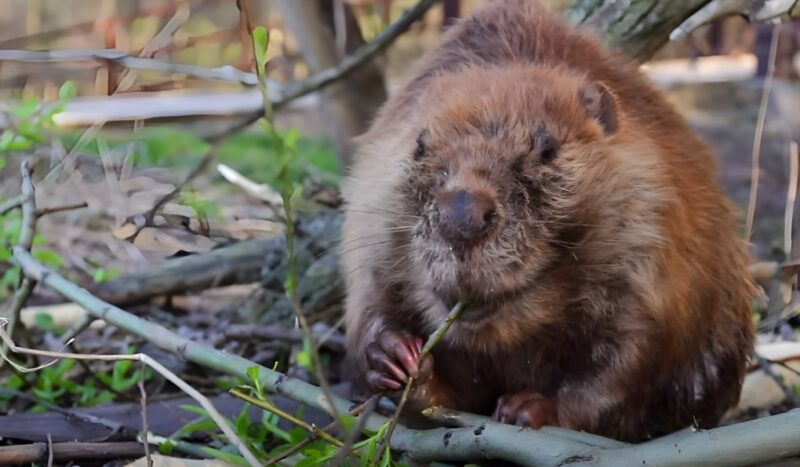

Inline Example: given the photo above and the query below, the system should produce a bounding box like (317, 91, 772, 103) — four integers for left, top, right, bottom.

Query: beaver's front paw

(365, 329, 425, 392)
(492, 390, 558, 428)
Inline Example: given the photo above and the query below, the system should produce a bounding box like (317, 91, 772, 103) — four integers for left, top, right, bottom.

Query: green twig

(243, 13, 344, 428)
(0, 193, 26, 216)
(376, 301, 466, 462)
(1, 161, 39, 370)
(229, 388, 344, 447)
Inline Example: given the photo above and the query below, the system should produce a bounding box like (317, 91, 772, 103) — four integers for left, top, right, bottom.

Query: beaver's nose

(436, 189, 496, 245)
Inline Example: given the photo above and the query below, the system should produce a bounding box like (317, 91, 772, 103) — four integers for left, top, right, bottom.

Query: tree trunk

(278, 0, 388, 165)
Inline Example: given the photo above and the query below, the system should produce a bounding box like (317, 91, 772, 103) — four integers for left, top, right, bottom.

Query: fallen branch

(0, 441, 145, 466)
(92, 237, 279, 305)
(215, 323, 345, 353)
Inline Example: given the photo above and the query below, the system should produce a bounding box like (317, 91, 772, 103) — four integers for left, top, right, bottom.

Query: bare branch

(0, 194, 27, 216)
(35, 202, 88, 217)
(0, 48, 261, 85)
(672, 0, 800, 40)
(745, 25, 780, 242)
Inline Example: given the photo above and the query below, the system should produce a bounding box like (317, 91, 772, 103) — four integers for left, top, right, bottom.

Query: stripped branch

(672, 0, 800, 40)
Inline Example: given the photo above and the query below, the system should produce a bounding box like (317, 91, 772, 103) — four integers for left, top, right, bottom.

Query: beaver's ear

(580, 82, 617, 135)
(414, 128, 430, 161)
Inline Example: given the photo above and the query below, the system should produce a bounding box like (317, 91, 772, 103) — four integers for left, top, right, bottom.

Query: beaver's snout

(435, 188, 497, 246)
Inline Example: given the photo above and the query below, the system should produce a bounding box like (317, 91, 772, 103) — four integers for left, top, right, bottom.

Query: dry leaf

(726, 340, 800, 420)
(133, 227, 217, 256)
(20, 303, 106, 330)
(112, 222, 140, 240)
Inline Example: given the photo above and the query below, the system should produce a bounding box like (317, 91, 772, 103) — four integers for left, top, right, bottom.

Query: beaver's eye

(532, 128, 559, 164)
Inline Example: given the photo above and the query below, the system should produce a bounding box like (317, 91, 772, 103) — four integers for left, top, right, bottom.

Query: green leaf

(339, 415, 357, 434)
(247, 366, 263, 395)
(33, 249, 62, 268)
(380, 446, 393, 467)
(252, 26, 270, 73)
(10, 97, 39, 119)
(92, 267, 121, 283)
(0, 157, 6, 170)
(247, 422, 267, 443)
(201, 446, 249, 467)
(159, 440, 175, 455)
(32, 234, 48, 246)
(261, 417, 292, 443)
(59, 379, 79, 392)
(284, 128, 300, 152)
(288, 426, 307, 444)
(0, 130, 32, 152)
(33, 312, 54, 330)
(0, 246, 12, 261)
(53, 358, 76, 376)
(179, 420, 219, 434)
(88, 390, 115, 406)
(235, 409, 251, 436)
(180, 404, 211, 418)
(58, 81, 77, 100)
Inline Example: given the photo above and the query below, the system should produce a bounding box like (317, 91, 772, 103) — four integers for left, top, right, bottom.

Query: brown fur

(341, 0, 758, 442)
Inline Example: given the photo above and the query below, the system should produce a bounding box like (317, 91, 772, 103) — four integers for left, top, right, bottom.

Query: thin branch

(216, 163, 283, 207)
(744, 25, 780, 243)
(143, 151, 212, 226)
(377, 301, 466, 460)
(46, 434, 53, 467)
(329, 394, 380, 467)
(19, 160, 37, 251)
(35, 201, 88, 217)
(787, 141, 799, 255)
(1, 161, 39, 369)
(59, 314, 95, 345)
(138, 364, 153, 467)
(756, 353, 800, 406)
(263, 396, 376, 466)
(230, 388, 344, 447)
(0, 194, 26, 216)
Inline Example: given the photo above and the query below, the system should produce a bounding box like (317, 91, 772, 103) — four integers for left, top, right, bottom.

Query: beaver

(340, 0, 758, 442)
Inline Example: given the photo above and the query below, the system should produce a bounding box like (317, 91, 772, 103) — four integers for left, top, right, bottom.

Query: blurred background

(1, 3, 800, 461)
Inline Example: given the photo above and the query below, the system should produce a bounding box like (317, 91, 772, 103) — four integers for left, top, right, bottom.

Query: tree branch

(672, 0, 800, 40)
(0, 48, 261, 86)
